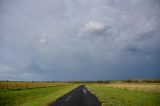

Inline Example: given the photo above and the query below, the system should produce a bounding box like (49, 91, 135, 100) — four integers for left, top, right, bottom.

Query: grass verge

(87, 84, 160, 106)
(0, 84, 78, 106)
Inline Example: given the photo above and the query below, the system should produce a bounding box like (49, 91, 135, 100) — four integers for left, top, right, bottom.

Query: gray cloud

(0, 0, 160, 81)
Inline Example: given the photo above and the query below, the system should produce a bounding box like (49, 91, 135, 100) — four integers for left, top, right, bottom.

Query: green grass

(87, 84, 160, 106)
(0, 84, 78, 106)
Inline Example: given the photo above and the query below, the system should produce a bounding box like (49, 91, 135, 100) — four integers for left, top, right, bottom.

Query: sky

(0, 0, 160, 81)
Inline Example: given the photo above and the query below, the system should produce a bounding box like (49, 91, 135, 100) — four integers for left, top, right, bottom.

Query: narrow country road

(49, 85, 101, 106)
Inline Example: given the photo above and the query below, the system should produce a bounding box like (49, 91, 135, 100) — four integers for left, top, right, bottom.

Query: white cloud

(79, 20, 106, 36)
(81, 21, 105, 32)
(39, 36, 48, 44)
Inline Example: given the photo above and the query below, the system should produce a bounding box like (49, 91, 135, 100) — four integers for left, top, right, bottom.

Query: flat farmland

(0, 81, 67, 90)
(87, 83, 160, 106)
(0, 81, 160, 106)
(0, 82, 79, 106)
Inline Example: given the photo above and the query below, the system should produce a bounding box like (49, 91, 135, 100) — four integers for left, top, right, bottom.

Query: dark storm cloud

(0, 0, 160, 81)
(123, 29, 160, 58)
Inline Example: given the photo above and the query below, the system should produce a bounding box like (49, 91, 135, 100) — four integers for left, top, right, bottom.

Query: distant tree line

(122, 80, 160, 83)
(1, 80, 160, 83)
(65, 80, 160, 83)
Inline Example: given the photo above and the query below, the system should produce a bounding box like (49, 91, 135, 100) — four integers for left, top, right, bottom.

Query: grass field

(87, 83, 160, 106)
(94, 83, 160, 93)
(1, 81, 160, 106)
(0, 82, 78, 106)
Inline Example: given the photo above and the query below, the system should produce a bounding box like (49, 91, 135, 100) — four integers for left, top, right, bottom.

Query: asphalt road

(49, 85, 101, 106)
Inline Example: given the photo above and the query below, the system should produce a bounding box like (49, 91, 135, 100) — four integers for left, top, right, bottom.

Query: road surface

(49, 85, 101, 106)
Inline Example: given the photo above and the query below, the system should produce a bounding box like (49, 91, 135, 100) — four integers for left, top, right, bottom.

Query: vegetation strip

(87, 84, 160, 106)
(0, 83, 78, 106)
